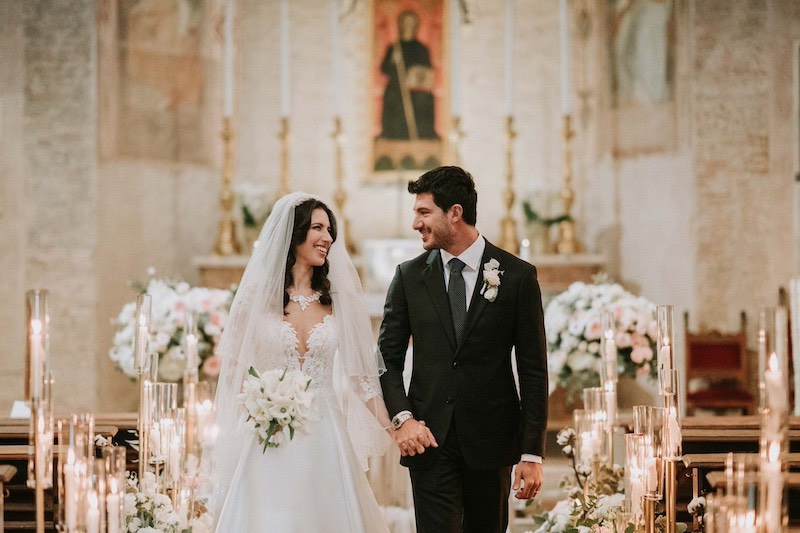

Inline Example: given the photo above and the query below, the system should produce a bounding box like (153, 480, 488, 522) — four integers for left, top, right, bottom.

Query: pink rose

(630, 345, 653, 364)
(201, 355, 222, 377)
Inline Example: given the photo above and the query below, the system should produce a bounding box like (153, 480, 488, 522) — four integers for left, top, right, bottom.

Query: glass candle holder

(624, 433, 647, 527)
(659, 368, 682, 461)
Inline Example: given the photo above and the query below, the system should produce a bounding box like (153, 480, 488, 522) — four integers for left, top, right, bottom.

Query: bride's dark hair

(284, 198, 338, 309)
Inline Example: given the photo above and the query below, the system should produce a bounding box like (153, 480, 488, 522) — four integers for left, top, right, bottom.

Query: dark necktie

(448, 258, 467, 343)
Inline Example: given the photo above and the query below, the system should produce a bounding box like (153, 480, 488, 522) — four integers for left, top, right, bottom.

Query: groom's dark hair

(408, 166, 478, 225)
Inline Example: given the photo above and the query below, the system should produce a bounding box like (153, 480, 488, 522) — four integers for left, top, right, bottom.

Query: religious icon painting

(371, 0, 449, 182)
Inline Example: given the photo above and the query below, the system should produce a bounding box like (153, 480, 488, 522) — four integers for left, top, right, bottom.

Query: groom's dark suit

(379, 238, 548, 531)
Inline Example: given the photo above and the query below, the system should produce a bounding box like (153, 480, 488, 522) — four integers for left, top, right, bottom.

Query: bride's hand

(393, 419, 438, 456)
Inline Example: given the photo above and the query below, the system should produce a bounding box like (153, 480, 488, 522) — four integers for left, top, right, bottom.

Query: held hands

(392, 419, 438, 457)
(512, 461, 543, 500)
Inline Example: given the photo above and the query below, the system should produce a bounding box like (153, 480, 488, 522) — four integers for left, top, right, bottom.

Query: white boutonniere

(480, 258, 503, 302)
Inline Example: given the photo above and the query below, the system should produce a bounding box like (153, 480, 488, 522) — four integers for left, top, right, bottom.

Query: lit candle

(559, 0, 571, 116)
(519, 238, 530, 262)
(87, 490, 100, 533)
(644, 456, 658, 492)
(64, 449, 77, 530)
(666, 406, 681, 458)
(29, 319, 43, 400)
(170, 433, 182, 482)
(134, 294, 151, 373)
(450, 0, 461, 116)
(504, 0, 515, 116)
(280, 0, 291, 117)
(330, 0, 341, 115)
(763, 442, 783, 532)
(185, 333, 198, 374)
(223, 0, 234, 116)
(765, 352, 787, 411)
(151, 421, 162, 458)
(107, 478, 120, 533)
(580, 431, 594, 464)
(658, 342, 672, 372)
(629, 475, 643, 517)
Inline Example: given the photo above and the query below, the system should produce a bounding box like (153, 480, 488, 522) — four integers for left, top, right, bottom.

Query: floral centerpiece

(544, 276, 658, 403)
(234, 181, 273, 245)
(526, 427, 688, 533)
(124, 471, 213, 533)
(238, 367, 316, 451)
(109, 274, 234, 382)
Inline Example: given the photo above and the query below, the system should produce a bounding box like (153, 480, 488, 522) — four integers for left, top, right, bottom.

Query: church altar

(193, 248, 606, 303)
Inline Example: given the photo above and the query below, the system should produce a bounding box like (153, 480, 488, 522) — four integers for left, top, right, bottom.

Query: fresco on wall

(609, 0, 675, 108)
(372, 0, 447, 179)
(106, 0, 208, 162)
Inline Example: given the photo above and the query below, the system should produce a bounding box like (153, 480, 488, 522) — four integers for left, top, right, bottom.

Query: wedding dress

(214, 314, 390, 533)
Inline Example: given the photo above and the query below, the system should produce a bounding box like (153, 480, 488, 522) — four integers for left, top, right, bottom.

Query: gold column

(643, 497, 655, 533)
(277, 117, 291, 199)
(214, 117, 242, 255)
(664, 461, 677, 533)
(499, 116, 519, 254)
(555, 114, 580, 254)
(332, 116, 355, 254)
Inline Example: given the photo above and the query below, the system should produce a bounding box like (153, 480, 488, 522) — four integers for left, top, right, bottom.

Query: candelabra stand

(214, 116, 242, 256)
(135, 294, 153, 483)
(277, 117, 291, 199)
(25, 290, 53, 533)
(499, 116, 519, 254)
(657, 305, 680, 533)
(758, 307, 789, 532)
(448, 116, 464, 166)
(555, 114, 580, 254)
(332, 116, 355, 255)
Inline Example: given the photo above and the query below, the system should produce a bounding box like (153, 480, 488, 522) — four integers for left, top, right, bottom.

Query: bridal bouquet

(109, 274, 234, 381)
(545, 277, 658, 402)
(238, 367, 315, 452)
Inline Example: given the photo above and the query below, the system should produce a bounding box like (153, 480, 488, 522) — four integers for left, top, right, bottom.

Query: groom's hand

(393, 419, 438, 456)
(512, 461, 543, 500)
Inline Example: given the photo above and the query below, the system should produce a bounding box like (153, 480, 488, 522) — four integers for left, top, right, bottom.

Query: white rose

(483, 269, 501, 286)
(484, 286, 499, 301)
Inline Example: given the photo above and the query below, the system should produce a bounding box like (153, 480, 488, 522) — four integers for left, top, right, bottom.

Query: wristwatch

(391, 411, 414, 430)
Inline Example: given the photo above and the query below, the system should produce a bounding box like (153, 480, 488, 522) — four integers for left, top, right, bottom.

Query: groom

(378, 166, 549, 533)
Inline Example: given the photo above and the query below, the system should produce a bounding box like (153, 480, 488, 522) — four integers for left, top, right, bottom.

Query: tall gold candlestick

(26, 290, 52, 533)
(555, 114, 580, 254)
(277, 117, 291, 199)
(214, 116, 242, 255)
(331, 116, 355, 254)
(499, 116, 519, 254)
(644, 497, 655, 533)
(664, 461, 677, 533)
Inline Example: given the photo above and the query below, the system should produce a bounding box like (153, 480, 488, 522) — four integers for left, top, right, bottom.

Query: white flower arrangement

(238, 367, 316, 452)
(234, 181, 273, 229)
(528, 428, 688, 533)
(544, 278, 658, 402)
(123, 471, 212, 533)
(480, 258, 503, 302)
(109, 275, 234, 381)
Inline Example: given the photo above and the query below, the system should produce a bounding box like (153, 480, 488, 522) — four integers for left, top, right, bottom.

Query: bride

(211, 192, 393, 532)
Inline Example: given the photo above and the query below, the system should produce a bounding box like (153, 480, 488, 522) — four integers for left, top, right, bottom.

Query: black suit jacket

(378, 239, 548, 470)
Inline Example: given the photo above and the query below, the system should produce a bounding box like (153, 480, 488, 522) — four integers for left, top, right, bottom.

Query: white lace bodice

(280, 314, 337, 391)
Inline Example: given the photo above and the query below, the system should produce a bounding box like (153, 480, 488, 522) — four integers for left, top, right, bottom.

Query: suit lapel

(422, 250, 457, 349)
(461, 245, 494, 344)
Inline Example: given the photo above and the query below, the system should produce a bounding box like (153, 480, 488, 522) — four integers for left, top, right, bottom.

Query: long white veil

(210, 191, 391, 517)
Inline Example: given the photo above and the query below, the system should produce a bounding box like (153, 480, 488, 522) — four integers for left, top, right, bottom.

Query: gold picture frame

(370, 0, 450, 182)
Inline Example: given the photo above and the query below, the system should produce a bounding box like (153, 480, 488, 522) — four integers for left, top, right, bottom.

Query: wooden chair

(684, 311, 754, 416)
